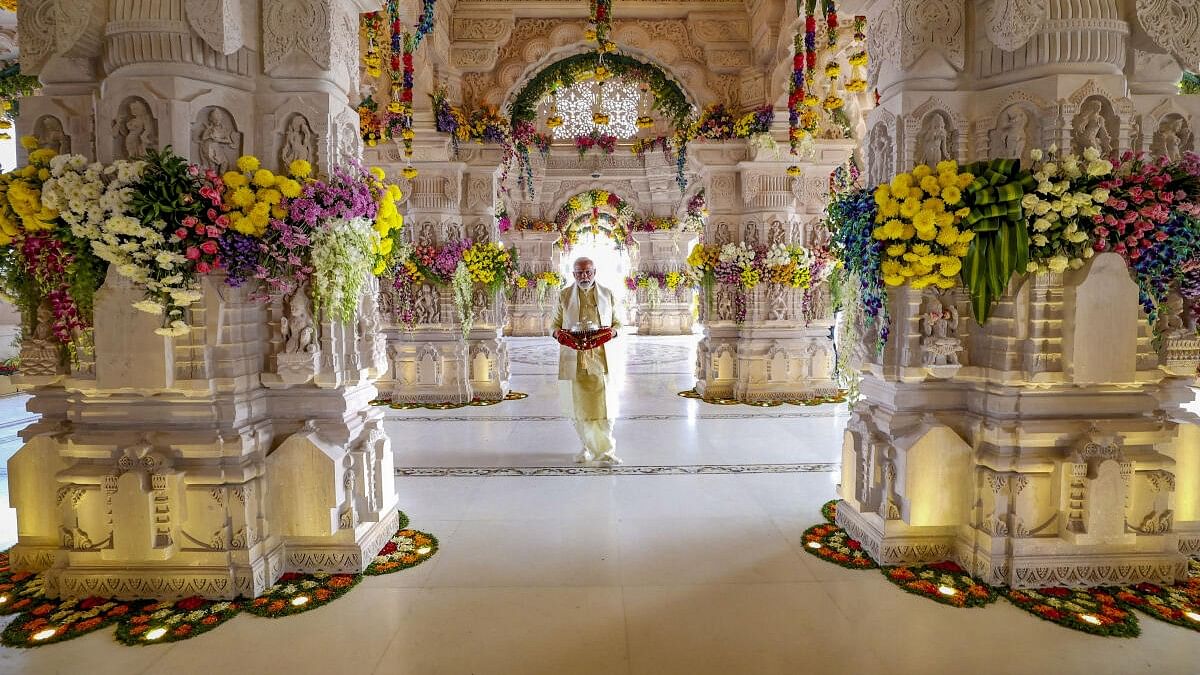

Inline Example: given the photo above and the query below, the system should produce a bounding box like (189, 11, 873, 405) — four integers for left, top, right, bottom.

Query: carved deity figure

(280, 115, 316, 168)
(715, 288, 733, 322)
(417, 222, 436, 247)
(768, 221, 786, 246)
(415, 284, 440, 323)
(1152, 117, 1191, 162)
(120, 100, 155, 159)
(34, 116, 69, 155)
(198, 109, 237, 173)
(281, 285, 317, 354)
(1074, 100, 1112, 155)
(470, 222, 489, 242)
(1160, 293, 1194, 338)
(994, 107, 1029, 160)
(920, 294, 962, 366)
(868, 126, 893, 187)
(31, 298, 54, 343)
(446, 223, 463, 242)
(715, 222, 731, 245)
(915, 114, 952, 166)
(744, 223, 759, 245)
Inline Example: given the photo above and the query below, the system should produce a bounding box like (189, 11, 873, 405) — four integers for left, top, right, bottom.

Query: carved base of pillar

(505, 304, 554, 337)
(635, 302, 694, 336)
(32, 539, 287, 601)
(695, 323, 837, 402)
(465, 330, 509, 402)
(386, 328, 473, 404)
(283, 508, 400, 575)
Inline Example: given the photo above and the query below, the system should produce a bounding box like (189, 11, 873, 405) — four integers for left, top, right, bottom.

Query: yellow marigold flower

(289, 160, 313, 179)
(29, 149, 56, 165)
(892, 184, 910, 200)
(883, 219, 905, 239)
(936, 160, 958, 175)
(883, 275, 905, 286)
(935, 277, 957, 289)
(949, 243, 970, 257)
(279, 179, 302, 199)
(923, 198, 946, 213)
(916, 227, 937, 241)
(911, 164, 933, 179)
(957, 173, 975, 189)
(936, 213, 954, 228)
(912, 210, 936, 230)
(919, 175, 941, 194)
(253, 169, 276, 188)
(272, 206, 287, 219)
(955, 207, 971, 218)
(874, 184, 891, 203)
(910, 244, 931, 256)
(900, 198, 922, 219)
(19, 136, 39, 150)
(902, 252, 919, 262)
(237, 155, 260, 173)
(230, 187, 255, 209)
(940, 259, 963, 277)
(942, 186, 962, 205)
(936, 228, 959, 246)
(370, 167, 387, 181)
(881, 260, 902, 275)
(879, 199, 900, 218)
(872, 226, 888, 240)
(258, 188, 282, 205)
(223, 171, 248, 188)
(957, 230, 976, 243)
(886, 243, 906, 256)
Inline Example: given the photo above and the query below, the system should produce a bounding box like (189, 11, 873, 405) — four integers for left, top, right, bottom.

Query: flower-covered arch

(508, 51, 695, 128)
(554, 189, 636, 249)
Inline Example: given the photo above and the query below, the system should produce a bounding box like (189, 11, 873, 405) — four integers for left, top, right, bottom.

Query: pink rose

(175, 228, 189, 240)
(201, 240, 218, 255)
(183, 216, 199, 227)
(186, 246, 201, 260)
(206, 226, 222, 238)
(196, 261, 211, 274)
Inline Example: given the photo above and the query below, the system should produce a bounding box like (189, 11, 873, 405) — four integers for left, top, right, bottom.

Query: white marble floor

(1, 335, 1199, 674)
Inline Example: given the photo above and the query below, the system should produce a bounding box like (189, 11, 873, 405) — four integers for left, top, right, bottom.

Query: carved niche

(113, 97, 159, 160)
(867, 122, 895, 187)
(279, 113, 318, 169)
(1149, 113, 1194, 161)
(33, 115, 72, 155)
(192, 106, 242, 173)
(1071, 95, 1118, 156)
(989, 103, 1039, 161)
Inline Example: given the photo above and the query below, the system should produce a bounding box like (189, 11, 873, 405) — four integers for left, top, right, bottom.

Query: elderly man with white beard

(552, 257, 622, 466)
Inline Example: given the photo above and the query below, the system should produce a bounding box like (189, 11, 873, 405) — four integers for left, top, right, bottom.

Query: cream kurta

(553, 284, 621, 459)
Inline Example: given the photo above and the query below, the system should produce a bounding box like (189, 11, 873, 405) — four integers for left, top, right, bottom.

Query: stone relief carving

(743, 223, 759, 245)
(282, 284, 317, 355)
(470, 222, 490, 243)
(1136, 0, 1200, 68)
(185, 0, 245, 56)
(991, 105, 1035, 160)
(414, 285, 442, 324)
(417, 222, 436, 247)
(920, 291, 963, 371)
(867, 123, 894, 187)
(1072, 97, 1115, 156)
(900, 0, 966, 71)
(985, 0, 1047, 52)
(262, 0, 357, 78)
(914, 111, 955, 166)
(280, 113, 317, 169)
(113, 97, 158, 160)
(33, 115, 71, 155)
(715, 222, 731, 245)
(446, 223, 463, 242)
(1150, 114, 1193, 161)
(192, 106, 241, 173)
(768, 221, 786, 246)
(18, 0, 100, 74)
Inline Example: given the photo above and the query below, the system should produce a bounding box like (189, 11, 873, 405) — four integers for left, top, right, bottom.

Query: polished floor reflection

(0, 335, 1197, 674)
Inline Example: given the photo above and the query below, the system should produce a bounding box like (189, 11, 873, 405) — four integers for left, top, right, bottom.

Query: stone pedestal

(838, 259, 1198, 588)
(8, 270, 397, 600)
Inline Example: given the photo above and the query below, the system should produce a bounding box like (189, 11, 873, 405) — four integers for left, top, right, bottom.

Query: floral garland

(2, 596, 134, 646)
(800, 523, 877, 569)
(687, 242, 816, 291)
(0, 62, 40, 139)
(356, 0, 437, 162)
(511, 269, 563, 306)
(510, 52, 692, 128)
(846, 16, 869, 94)
(554, 190, 635, 250)
(1115, 580, 1200, 631)
(882, 561, 998, 608)
(585, 0, 616, 54)
(115, 597, 239, 644)
(1004, 587, 1139, 637)
(513, 217, 559, 232)
(574, 130, 617, 157)
(389, 239, 516, 335)
(836, 148, 1200, 334)
(625, 270, 692, 308)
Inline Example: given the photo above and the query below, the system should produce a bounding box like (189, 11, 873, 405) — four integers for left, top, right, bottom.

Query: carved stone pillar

(841, 0, 1200, 587)
(693, 140, 850, 402)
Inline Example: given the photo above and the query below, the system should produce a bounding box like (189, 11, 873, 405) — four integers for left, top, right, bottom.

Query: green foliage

(508, 51, 693, 126)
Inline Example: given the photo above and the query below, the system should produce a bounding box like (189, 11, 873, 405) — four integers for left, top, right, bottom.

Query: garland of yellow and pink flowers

(828, 148, 1200, 349)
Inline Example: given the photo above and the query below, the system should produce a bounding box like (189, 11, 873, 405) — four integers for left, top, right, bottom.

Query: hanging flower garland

(574, 131, 617, 157)
(586, 0, 617, 54)
(846, 16, 869, 94)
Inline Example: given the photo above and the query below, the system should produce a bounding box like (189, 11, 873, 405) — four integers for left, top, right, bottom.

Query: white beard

(577, 280, 595, 289)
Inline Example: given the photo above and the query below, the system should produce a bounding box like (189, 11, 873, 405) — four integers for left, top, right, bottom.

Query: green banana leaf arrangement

(959, 159, 1037, 323)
